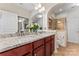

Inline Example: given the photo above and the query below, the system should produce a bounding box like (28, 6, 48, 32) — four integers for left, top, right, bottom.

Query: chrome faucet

(19, 31, 24, 36)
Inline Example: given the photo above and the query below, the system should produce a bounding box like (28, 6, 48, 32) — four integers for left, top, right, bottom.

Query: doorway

(56, 18, 68, 47)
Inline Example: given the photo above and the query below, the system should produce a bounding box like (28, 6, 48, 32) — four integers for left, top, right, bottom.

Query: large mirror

(0, 10, 29, 38)
(31, 13, 43, 29)
(18, 16, 29, 33)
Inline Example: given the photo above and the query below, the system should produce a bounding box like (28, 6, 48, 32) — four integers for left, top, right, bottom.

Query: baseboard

(68, 41, 79, 44)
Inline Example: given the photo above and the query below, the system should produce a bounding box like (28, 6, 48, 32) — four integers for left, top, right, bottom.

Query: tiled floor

(53, 42, 79, 56)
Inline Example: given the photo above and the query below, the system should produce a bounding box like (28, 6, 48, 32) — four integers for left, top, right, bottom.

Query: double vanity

(0, 10, 56, 56)
(0, 32, 55, 56)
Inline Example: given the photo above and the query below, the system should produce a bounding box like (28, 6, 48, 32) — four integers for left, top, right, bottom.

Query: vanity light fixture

(39, 7, 45, 12)
(34, 3, 45, 13)
(35, 3, 42, 10)
(35, 7, 38, 10)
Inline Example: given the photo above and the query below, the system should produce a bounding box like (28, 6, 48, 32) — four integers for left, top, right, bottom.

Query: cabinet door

(33, 39, 44, 49)
(0, 43, 32, 56)
(34, 46, 44, 56)
(13, 43, 32, 56)
(50, 40, 54, 55)
(0, 50, 17, 56)
(50, 36, 54, 55)
(45, 42, 51, 56)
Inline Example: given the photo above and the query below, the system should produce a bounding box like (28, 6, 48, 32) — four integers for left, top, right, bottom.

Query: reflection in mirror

(18, 16, 29, 35)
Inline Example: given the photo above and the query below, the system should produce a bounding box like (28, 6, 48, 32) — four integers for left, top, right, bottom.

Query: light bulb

(35, 3, 42, 10)
(39, 7, 45, 12)
(57, 21, 61, 24)
(38, 3, 42, 8)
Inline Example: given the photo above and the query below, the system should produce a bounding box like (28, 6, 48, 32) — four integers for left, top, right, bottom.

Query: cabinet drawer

(34, 46, 44, 56)
(0, 50, 16, 56)
(0, 43, 32, 56)
(33, 39, 44, 49)
(14, 43, 32, 56)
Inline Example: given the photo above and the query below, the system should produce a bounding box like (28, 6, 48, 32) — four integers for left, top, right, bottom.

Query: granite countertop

(0, 31, 56, 53)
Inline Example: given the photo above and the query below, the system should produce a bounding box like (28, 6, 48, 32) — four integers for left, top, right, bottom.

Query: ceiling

(16, 3, 57, 19)
(54, 3, 74, 15)
(14, 3, 79, 22)
(16, 3, 78, 18)
(48, 3, 79, 17)
(16, 3, 56, 12)
(16, 3, 35, 11)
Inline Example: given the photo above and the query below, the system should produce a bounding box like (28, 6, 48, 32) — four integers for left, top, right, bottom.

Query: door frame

(56, 17, 68, 46)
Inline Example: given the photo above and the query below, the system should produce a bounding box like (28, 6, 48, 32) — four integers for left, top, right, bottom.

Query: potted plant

(29, 23, 40, 32)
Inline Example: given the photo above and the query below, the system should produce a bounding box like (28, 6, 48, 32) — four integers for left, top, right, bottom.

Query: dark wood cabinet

(0, 43, 32, 56)
(34, 46, 44, 56)
(0, 50, 17, 56)
(23, 52, 32, 56)
(45, 42, 51, 56)
(50, 35, 55, 55)
(45, 36, 51, 56)
(33, 39, 44, 49)
(15, 43, 32, 56)
(0, 35, 55, 56)
(45, 35, 55, 56)
(33, 39, 45, 56)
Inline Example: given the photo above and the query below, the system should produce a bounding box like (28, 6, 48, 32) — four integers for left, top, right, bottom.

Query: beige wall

(0, 3, 30, 18)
